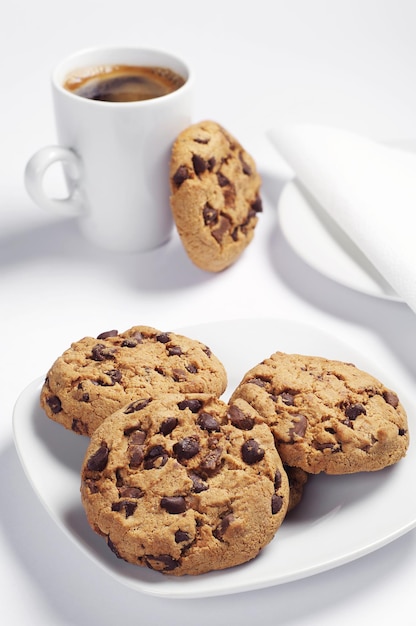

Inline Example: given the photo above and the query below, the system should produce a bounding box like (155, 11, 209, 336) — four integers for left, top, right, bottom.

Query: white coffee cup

(24, 46, 193, 252)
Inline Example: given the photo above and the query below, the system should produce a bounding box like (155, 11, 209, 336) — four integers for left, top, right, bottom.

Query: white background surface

(2, 1, 416, 624)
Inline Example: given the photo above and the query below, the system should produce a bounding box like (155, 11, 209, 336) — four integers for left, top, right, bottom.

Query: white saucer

(278, 180, 401, 300)
(13, 319, 415, 598)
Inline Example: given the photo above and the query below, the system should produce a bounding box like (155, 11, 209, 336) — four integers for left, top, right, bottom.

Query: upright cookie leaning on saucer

(80, 393, 289, 576)
(40, 325, 227, 437)
(230, 352, 409, 474)
(169, 120, 262, 272)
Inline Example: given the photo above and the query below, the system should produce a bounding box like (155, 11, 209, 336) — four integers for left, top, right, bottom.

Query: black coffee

(63, 64, 185, 102)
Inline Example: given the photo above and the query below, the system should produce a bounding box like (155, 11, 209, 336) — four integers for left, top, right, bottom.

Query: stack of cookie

(41, 325, 289, 576)
(40, 325, 409, 576)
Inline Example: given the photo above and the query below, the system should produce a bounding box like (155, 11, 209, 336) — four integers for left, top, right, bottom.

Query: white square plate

(13, 319, 416, 598)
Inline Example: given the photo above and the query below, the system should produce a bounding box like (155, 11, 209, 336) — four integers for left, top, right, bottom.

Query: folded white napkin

(268, 124, 416, 313)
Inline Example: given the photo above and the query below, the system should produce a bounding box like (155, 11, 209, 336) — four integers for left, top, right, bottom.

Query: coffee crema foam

(63, 64, 186, 102)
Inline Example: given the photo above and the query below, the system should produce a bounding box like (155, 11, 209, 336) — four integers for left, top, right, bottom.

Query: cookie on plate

(230, 352, 409, 475)
(80, 394, 289, 576)
(285, 465, 308, 512)
(169, 120, 262, 272)
(40, 326, 227, 437)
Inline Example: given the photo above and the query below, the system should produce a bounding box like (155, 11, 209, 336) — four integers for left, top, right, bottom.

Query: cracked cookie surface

(80, 394, 289, 576)
(169, 120, 262, 272)
(230, 352, 409, 474)
(40, 326, 227, 436)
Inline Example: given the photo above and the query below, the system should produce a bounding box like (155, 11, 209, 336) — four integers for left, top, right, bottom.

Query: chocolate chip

(189, 472, 209, 493)
(251, 195, 263, 213)
(115, 469, 123, 486)
(217, 172, 230, 187)
(121, 338, 139, 347)
(105, 369, 122, 385)
(96, 376, 114, 387)
(212, 215, 231, 243)
(313, 441, 336, 451)
(97, 329, 118, 339)
(238, 210, 255, 235)
(128, 445, 144, 468)
(156, 332, 171, 343)
(168, 345, 182, 356)
(173, 437, 200, 460)
(123, 398, 151, 414)
(197, 412, 220, 432)
(271, 494, 283, 514)
(280, 391, 295, 406)
(289, 414, 308, 439)
(118, 486, 144, 499)
(241, 439, 265, 464)
(227, 404, 254, 430)
(121, 331, 144, 347)
(146, 554, 179, 571)
(345, 403, 366, 419)
(207, 435, 219, 449)
(87, 443, 109, 471)
(111, 500, 137, 517)
(193, 137, 209, 144)
(186, 363, 198, 373)
(207, 157, 216, 170)
(121, 339, 138, 348)
(274, 469, 282, 490)
(159, 417, 178, 436)
(144, 445, 168, 469)
(160, 496, 187, 514)
(46, 395, 62, 414)
(172, 368, 187, 381)
(239, 151, 252, 175)
(175, 530, 190, 543)
(247, 377, 267, 387)
(84, 478, 99, 494)
(203, 203, 218, 225)
(123, 423, 145, 437)
(200, 447, 223, 475)
(192, 154, 207, 175)
(129, 430, 146, 445)
(107, 538, 122, 559)
(72, 419, 84, 434)
(383, 390, 399, 408)
(172, 165, 190, 187)
(177, 398, 203, 413)
(91, 343, 116, 361)
(213, 513, 234, 540)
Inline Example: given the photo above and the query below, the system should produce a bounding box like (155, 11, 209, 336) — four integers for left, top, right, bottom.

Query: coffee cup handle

(24, 146, 84, 216)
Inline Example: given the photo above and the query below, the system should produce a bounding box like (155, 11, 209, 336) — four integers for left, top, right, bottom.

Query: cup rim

(52, 45, 192, 107)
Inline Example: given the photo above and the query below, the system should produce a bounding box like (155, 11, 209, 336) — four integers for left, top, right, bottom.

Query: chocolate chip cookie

(169, 120, 262, 272)
(285, 465, 308, 512)
(80, 394, 289, 576)
(40, 326, 227, 437)
(230, 352, 409, 474)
